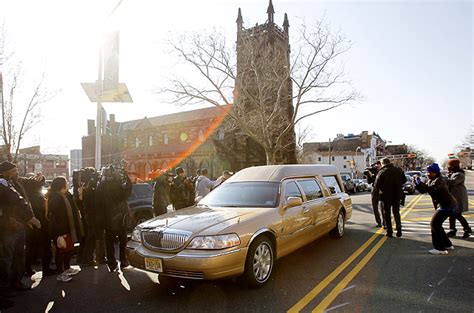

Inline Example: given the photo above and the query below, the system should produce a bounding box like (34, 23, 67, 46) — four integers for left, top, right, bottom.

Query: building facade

(82, 106, 231, 181)
(70, 149, 82, 176)
(303, 131, 386, 178)
(0, 146, 69, 180)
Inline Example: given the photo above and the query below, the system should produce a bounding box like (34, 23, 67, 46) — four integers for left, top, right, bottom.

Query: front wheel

(241, 236, 274, 287)
(331, 210, 346, 239)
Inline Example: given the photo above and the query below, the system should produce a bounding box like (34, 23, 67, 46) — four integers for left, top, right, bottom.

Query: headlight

(187, 233, 241, 250)
(131, 227, 142, 242)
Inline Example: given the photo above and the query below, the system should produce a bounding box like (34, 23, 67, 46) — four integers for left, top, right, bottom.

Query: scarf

(59, 193, 84, 243)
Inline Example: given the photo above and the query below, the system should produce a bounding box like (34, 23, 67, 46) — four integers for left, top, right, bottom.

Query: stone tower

(216, 0, 296, 170)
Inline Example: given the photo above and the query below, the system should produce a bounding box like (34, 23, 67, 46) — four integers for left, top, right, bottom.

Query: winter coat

(374, 164, 405, 201)
(96, 179, 132, 231)
(153, 178, 170, 212)
(0, 178, 34, 234)
(47, 191, 84, 242)
(446, 170, 468, 213)
(170, 176, 194, 207)
(415, 175, 457, 210)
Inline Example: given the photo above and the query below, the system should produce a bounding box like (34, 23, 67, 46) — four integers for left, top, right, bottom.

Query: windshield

(199, 182, 280, 208)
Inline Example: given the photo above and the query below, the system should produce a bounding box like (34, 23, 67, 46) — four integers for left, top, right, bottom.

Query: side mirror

(283, 197, 303, 210)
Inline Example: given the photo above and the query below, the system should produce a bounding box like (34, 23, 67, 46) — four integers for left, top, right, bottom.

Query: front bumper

(126, 241, 248, 280)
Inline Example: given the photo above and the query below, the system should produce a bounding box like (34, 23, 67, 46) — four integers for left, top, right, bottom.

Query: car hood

(138, 206, 267, 236)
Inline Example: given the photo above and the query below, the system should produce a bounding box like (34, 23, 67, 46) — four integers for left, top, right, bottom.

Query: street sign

(81, 82, 133, 102)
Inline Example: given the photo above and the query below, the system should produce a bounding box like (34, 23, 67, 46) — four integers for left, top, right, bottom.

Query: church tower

(234, 0, 297, 165)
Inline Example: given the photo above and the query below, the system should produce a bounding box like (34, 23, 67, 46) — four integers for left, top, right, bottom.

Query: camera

(72, 167, 100, 190)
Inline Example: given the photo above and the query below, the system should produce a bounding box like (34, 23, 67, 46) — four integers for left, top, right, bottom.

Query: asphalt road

(4, 173, 474, 313)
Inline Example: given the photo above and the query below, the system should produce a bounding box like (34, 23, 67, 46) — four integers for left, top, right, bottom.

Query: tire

(330, 210, 346, 239)
(241, 235, 274, 287)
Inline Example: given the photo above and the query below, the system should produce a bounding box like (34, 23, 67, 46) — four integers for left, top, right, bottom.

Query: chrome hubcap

(253, 242, 272, 282)
(338, 213, 345, 235)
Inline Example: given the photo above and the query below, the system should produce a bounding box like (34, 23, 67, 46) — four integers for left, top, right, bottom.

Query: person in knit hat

(414, 163, 457, 255)
(446, 159, 471, 238)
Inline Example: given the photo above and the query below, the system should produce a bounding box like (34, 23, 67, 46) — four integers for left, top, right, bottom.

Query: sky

(0, 0, 472, 163)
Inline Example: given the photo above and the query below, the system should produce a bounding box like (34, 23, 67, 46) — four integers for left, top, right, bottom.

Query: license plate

(144, 258, 163, 272)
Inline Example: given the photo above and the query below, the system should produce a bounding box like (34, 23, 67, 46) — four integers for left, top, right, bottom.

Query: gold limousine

(127, 165, 352, 286)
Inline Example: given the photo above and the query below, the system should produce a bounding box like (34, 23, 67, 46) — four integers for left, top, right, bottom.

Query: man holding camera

(366, 160, 385, 228)
(374, 158, 406, 237)
(96, 166, 132, 271)
(170, 167, 194, 210)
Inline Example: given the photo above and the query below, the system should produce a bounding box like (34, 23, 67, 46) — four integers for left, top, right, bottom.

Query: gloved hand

(28, 217, 41, 229)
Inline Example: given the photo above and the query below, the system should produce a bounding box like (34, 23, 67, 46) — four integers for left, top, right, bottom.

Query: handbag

(56, 234, 74, 253)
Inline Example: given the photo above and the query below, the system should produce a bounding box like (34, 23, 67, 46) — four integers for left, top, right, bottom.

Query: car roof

(226, 164, 340, 183)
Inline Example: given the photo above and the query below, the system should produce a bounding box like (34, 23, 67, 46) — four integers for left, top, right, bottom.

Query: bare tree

(0, 23, 56, 162)
(163, 18, 361, 165)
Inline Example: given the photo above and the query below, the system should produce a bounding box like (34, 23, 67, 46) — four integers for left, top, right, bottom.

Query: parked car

(353, 179, 370, 192)
(127, 164, 352, 287)
(128, 183, 154, 227)
(402, 175, 415, 195)
(341, 174, 357, 194)
(405, 171, 427, 183)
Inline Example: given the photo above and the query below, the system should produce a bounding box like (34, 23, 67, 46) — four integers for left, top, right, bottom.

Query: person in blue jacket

(414, 163, 457, 255)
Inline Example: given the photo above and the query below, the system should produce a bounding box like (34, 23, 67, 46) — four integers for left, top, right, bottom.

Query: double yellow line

(288, 194, 424, 313)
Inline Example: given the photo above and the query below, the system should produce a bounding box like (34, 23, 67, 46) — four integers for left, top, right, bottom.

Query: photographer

(170, 167, 194, 210)
(365, 161, 385, 228)
(96, 166, 132, 272)
(153, 172, 173, 217)
(74, 168, 106, 266)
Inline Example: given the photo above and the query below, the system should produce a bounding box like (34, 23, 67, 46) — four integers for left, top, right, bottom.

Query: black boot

(447, 230, 456, 237)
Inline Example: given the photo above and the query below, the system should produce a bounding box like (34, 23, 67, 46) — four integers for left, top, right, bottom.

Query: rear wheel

(331, 210, 346, 238)
(241, 235, 274, 287)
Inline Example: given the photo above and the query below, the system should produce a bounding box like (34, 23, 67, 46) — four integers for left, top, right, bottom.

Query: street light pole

(95, 48, 104, 170)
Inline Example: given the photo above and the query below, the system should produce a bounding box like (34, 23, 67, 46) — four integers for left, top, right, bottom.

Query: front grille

(164, 268, 205, 279)
(142, 229, 191, 251)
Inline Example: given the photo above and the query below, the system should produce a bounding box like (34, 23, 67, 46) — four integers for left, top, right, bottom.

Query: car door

(296, 179, 331, 236)
(279, 180, 314, 255)
(321, 175, 344, 228)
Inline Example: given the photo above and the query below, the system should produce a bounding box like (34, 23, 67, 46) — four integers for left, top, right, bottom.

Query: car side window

(284, 181, 303, 200)
(323, 176, 342, 195)
(297, 180, 323, 201)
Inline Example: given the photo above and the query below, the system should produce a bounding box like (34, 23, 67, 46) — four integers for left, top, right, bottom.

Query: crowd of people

(366, 157, 471, 255)
(0, 161, 133, 309)
(0, 156, 471, 309)
(152, 167, 233, 215)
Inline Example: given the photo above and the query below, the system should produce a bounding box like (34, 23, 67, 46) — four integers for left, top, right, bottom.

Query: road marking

(287, 194, 422, 313)
(309, 195, 425, 312)
(312, 236, 388, 313)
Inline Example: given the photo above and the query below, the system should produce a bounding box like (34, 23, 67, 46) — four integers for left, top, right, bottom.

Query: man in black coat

(153, 173, 172, 216)
(0, 162, 41, 294)
(170, 167, 194, 210)
(96, 167, 132, 271)
(374, 158, 406, 237)
(366, 161, 384, 227)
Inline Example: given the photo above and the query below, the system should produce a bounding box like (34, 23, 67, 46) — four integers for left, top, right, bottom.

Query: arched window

(163, 134, 169, 145)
